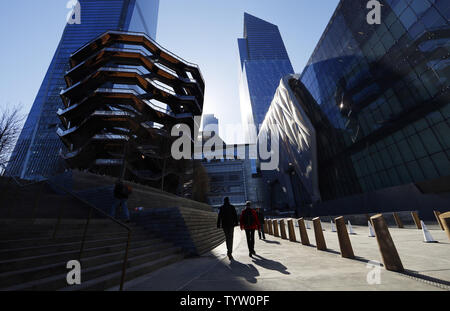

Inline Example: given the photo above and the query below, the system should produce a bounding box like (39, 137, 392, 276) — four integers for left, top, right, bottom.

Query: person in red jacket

(240, 201, 260, 257)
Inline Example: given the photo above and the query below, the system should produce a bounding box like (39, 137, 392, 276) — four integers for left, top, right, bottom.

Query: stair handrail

(45, 180, 132, 291)
(1, 174, 132, 291)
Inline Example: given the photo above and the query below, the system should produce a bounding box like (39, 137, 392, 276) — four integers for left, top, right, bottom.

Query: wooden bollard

(287, 219, 296, 242)
(297, 218, 310, 246)
(371, 214, 404, 272)
(393, 212, 404, 228)
(439, 212, 450, 241)
(312, 217, 327, 251)
(268, 220, 273, 235)
(434, 211, 444, 231)
(279, 219, 288, 240)
(335, 216, 355, 259)
(411, 211, 422, 229)
(273, 220, 280, 237)
(263, 220, 269, 234)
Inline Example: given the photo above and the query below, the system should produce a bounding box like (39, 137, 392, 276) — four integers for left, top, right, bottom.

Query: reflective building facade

(299, 0, 449, 202)
(261, 0, 449, 216)
(7, 0, 159, 180)
(238, 13, 294, 144)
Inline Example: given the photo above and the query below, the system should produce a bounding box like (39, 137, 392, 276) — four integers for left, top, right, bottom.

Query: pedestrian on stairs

(110, 180, 132, 222)
(240, 201, 260, 258)
(217, 197, 239, 261)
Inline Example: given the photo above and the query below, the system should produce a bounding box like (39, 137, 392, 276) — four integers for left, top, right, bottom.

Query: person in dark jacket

(256, 208, 266, 240)
(240, 201, 260, 257)
(217, 197, 238, 260)
(110, 180, 132, 222)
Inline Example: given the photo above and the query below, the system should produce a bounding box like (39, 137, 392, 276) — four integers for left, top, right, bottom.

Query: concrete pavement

(119, 220, 449, 291)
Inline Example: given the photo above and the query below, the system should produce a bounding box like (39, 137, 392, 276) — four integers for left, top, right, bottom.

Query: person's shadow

(260, 239, 280, 245)
(251, 254, 290, 275)
(228, 260, 260, 284)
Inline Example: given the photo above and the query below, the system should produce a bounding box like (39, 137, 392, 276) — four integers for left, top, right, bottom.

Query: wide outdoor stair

(0, 173, 225, 290)
(67, 171, 225, 256)
(70, 170, 213, 212)
(0, 180, 95, 219)
(0, 219, 184, 290)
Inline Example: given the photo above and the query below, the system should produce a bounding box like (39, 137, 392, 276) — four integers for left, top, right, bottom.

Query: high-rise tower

(202, 114, 219, 137)
(7, 0, 159, 180)
(238, 13, 294, 144)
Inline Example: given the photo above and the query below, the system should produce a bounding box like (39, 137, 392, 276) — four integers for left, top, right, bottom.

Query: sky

(0, 0, 340, 144)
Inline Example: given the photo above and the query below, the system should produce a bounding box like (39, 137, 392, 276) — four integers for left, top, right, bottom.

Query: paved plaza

(118, 220, 450, 291)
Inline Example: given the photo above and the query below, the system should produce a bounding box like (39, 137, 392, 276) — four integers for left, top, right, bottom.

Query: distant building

(202, 114, 219, 138)
(196, 131, 266, 211)
(238, 13, 294, 144)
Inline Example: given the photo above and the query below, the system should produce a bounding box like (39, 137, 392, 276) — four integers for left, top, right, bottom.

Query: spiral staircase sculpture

(58, 31, 205, 191)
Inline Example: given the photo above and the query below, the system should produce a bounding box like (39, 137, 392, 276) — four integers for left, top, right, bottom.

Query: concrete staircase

(0, 174, 225, 290)
(66, 171, 225, 256)
(0, 218, 185, 291)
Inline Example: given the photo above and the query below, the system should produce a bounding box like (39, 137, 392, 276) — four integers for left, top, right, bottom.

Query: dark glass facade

(7, 0, 159, 180)
(298, 0, 449, 202)
(238, 13, 294, 143)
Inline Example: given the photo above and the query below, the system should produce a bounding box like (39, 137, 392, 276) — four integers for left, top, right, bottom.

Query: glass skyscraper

(7, 0, 159, 180)
(238, 13, 294, 144)
(296, 0, 449, 204)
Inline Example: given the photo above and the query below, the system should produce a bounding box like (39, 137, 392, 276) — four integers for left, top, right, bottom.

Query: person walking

(256, 208, 266, 240)
(217, 197, 238, 260)
(110, 180, 132, 222)
(240, 201, 260, 257)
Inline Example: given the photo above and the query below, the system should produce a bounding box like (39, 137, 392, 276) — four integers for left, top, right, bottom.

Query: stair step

(3, 247, 183, 291)
(0, 225, 133, 239)
(0, 237, 165, 273)
(0, 244, 179, 289)
(0, 233, 156, 260)
(62, 253, 185, 291)
(0, 231, 137, 249)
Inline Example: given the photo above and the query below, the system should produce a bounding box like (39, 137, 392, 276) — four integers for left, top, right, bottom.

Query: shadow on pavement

(259, 239, 281, 245)
(228, 260, 260, 284)
(251, 254, 290, 275)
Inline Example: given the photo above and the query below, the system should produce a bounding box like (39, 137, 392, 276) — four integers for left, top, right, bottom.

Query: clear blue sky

(0, 0, 339, 144)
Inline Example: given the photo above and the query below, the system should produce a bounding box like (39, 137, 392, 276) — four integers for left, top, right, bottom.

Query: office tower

(260, 0, 449, 216)
(7, 0, 159, 180)
(202, 114, 219, 137)
(238, 13, 294, 144)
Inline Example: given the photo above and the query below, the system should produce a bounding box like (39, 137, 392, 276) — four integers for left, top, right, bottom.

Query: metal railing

(1, 176, 132, 291)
